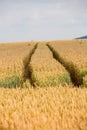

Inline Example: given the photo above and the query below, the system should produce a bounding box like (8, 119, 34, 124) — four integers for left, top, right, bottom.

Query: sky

(0, 0, 87, 42)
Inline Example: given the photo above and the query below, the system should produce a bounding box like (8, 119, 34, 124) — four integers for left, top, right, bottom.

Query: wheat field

(49, 40, 87, 71)
(0, 40, 87, 130)
(48, 40, 87, 86)
(0, 42, 37, 79)
(29, 43, 71, 87)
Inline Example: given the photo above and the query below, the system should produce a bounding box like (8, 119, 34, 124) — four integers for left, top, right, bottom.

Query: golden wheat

(50, 40, 87, 71)
(30, 43, 70, 86)
(0, 86, 87, 130)
(0, 41, 87, 130)
(48, 40, 87, 86)
(0, 42, 35, 80)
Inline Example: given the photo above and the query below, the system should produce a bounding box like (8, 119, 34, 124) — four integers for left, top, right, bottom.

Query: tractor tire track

(22, 43, 38, 86)
(47, 43, 83, 87)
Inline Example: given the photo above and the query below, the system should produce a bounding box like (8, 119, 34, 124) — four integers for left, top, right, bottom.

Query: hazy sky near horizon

(0, 0, 87, 42)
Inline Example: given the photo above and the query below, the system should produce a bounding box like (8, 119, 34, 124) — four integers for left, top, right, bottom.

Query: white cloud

(0, 0, 87, 42)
